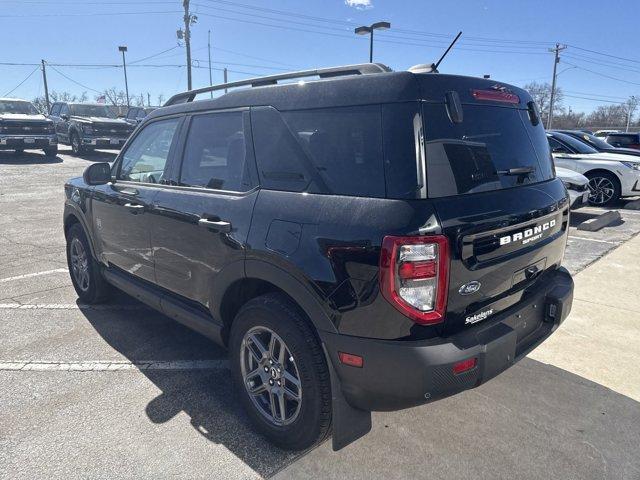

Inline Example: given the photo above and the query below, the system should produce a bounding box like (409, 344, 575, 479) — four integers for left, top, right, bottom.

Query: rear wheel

(43, 145, 58, 157)
(229, 293, 332, 450)
(66, 223, 111, 303)
(586, 171, 620, 206)
(70, 131, 84, 155)
(13, 148, 24, 155)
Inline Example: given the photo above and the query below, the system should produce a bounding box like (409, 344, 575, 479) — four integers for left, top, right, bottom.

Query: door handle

(198, 218, 232, 233)
(124, 203, 145, 214)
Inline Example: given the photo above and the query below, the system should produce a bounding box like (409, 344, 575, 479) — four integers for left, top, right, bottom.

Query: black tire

(14, 148, 24, 154)
(586, 171, 621, 207)
(70, 131, 84, 155)
(229, 293, 332, 450)
(43, 145, 58, 157)
(66, 223, 111, 303)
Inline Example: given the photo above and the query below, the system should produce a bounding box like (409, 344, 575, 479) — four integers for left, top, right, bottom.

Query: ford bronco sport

(63, 63, 574, 451)
(0, 98, 57, 156)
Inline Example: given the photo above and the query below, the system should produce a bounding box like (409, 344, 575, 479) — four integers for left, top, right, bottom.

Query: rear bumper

(0, 135, 57, 149)
(568, 188, 589, 209)
(321, 267, 573, 412)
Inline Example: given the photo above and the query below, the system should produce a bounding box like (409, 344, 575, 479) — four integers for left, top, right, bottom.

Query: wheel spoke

(247, 334, 267, 362)
(277, 390, 287, 421)
(268, 334, 278, 359)
(269, 391, 278, 419)
(284, 385, 300, 401)
(283, 370, 300, 389)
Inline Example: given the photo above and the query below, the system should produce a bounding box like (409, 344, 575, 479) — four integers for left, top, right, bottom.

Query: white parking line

(0, 360, 229, 371)
(0, 268, 68, 284)
(568, 235, 620, 245)
(0, 303, 148, 310)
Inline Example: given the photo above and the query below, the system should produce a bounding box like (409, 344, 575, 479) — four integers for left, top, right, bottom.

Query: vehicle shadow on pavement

(79, 296, 302, 478)
(0, 151, 62, 164)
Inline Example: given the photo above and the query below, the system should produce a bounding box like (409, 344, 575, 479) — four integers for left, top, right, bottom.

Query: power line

(46, 64, 102, 93)
(566, 44, 640, 66)
(563, 61, 640, 86)
(130, 45, 180, 64)
(3, 66, 40, 97)
(564, 94, 625, 104)
(0, 10, 180, 17)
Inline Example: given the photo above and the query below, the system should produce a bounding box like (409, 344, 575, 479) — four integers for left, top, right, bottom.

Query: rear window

(423, 104, 555, 197)
(607, 134, 639, 145)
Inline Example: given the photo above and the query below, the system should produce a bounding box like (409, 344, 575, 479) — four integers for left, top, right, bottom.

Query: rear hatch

(418, 79, 569, 335)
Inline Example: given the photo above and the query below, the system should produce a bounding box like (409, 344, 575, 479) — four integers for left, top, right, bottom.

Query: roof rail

(164, 63, 391, 106)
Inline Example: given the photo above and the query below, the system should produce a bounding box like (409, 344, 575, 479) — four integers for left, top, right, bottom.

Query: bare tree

(585, 104, 628, 128)
(31, 90, 88, 113)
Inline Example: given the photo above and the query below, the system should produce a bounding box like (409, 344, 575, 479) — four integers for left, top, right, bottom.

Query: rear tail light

(379, 235, 449, 325)
(472, 89, 520, 104)
(452, 357, 477, 374)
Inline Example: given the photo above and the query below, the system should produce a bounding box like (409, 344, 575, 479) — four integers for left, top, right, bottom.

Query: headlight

(46, 123, 55, 133)
(81, 124, 93, 134)
(621, 161, 640, 171)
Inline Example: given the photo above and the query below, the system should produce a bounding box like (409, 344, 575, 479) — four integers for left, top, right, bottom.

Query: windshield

(69, 104, 114, 118)
(552, 132, 598, 154)
(0, 100, 39, 115)
(423, 104, 555, 197)
(564, 131, 611, 150)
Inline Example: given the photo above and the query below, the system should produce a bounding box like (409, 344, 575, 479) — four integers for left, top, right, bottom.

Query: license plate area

(109, 139, 119, 145)
(24, 138, 35, 144)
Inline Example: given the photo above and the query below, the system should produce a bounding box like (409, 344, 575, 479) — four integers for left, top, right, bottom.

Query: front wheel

(229, 293, 332, 450)
(586, 171, 621, 206)
(43, 145, 58, 157)
(70, 131, 84, 155)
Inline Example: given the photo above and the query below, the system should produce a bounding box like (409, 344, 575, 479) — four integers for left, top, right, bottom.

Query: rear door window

(423, 104, 554, 197)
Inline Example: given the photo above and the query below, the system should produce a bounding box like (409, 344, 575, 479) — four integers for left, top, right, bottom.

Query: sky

(1, 0, 639, 112)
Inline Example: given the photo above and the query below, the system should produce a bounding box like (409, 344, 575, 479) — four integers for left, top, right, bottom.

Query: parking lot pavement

(1, 148, 639, 479)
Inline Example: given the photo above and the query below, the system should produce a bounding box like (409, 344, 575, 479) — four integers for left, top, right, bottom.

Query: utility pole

(547, 43, 566, 130)
(626, 96, 637, 132)
(41, 59, 50, 113)
(208, 29, 213, 98)
(118, 46, 130, 108)
(224, 67, 228, 93)
(147, 92, 151, 107)
(183, 0, 193, 91)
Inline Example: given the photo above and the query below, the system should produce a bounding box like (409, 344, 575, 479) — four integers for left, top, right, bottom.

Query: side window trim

(174, 107, 258, 194)
(114, 115, 184, 185)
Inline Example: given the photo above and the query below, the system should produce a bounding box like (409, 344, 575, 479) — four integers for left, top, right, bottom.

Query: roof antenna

(408, 31, 462, 74)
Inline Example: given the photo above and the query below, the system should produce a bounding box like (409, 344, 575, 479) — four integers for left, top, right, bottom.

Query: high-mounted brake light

(472, 89, 520, 104)
(379, 235, 449, 325)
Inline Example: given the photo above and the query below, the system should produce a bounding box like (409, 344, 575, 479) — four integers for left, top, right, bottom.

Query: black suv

(124, 106, 156, 126)
(605, 132, 640, 150)
(49, 102, 134, 155)
(63, 64, 574, 451)
(0, 98, 57, 156)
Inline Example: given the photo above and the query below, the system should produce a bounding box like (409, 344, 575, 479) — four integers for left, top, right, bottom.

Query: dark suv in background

(605, 132, 640, 150)
(64, 63, 574, 451)
(0, 98, 57, 156)
(49, 102, 134, 155)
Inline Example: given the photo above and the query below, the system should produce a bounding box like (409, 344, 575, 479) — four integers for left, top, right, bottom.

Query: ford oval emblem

(459, 281, 481, 295)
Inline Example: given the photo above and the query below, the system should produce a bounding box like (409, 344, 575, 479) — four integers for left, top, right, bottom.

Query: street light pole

(118, 46, 130, 108)
(354, 21, 390, 63)
(208, 29, 213, 98)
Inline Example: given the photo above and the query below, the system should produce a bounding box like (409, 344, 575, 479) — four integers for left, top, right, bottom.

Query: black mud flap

(323, 345, 372, 451)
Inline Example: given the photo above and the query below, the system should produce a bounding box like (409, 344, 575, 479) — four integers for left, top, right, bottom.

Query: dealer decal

(465, 308, 494, 325)
(499, 219, 556, 246)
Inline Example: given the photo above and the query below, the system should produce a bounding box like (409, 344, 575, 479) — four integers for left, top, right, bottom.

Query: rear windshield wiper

(496, 166, 534, 176)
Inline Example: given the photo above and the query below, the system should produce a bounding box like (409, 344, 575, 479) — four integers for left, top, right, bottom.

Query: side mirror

(83, 162, 112, 186)
(61, 113, 70, 121)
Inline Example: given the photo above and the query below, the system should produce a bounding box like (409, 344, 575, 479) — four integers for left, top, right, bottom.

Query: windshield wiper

(496, 166, 534, 176)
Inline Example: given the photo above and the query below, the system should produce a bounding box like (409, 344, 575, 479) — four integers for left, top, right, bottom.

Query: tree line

(524, 82, 639, 130)
(31, 88, 167, 114)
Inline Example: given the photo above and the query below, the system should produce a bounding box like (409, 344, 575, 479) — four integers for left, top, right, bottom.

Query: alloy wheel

(240, 326, 302, 426)
(69, 237, 90, 292)
(587, 176, 615, 205)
